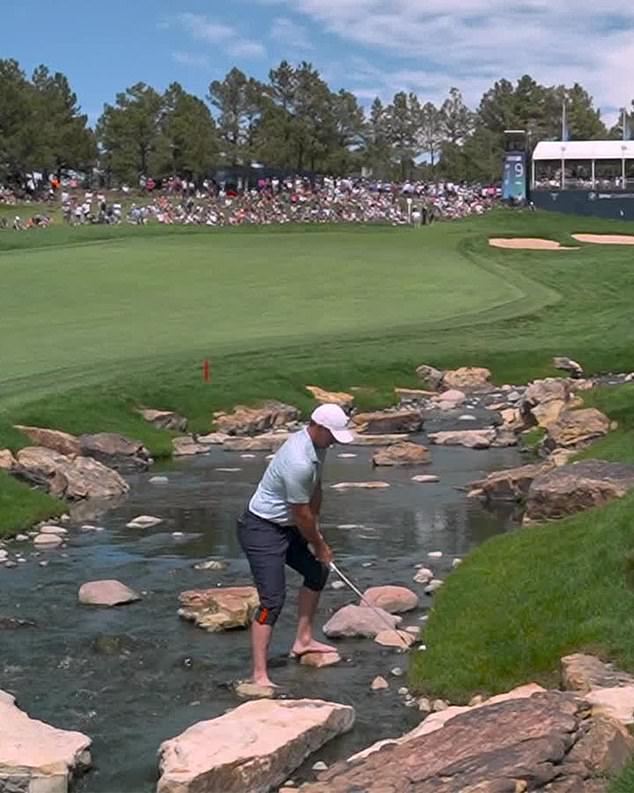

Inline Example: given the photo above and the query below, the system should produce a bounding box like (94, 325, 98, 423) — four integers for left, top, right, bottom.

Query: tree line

(1, 57, 631, 187)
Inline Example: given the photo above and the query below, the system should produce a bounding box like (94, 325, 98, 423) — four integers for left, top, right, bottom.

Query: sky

(2, 0, 634, 127)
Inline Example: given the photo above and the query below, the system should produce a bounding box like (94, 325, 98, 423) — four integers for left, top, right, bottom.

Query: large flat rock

(300, 691, 634, 792)
(526, 460, 634, 521)
(323, 604, 401, 638)
(352, 409, 423, 435)
(157, 698, 354, 793)
(0, 689, 92, 793)
(178, 587, 259, 632)
(213, 402, 299, 436)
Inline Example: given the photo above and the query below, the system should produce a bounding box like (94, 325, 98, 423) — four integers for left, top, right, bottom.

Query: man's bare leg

(251, 621, 277, 687)
(291, 586, 337, 655)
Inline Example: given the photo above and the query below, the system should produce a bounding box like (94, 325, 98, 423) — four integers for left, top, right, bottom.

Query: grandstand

(531, 140, 634, 219)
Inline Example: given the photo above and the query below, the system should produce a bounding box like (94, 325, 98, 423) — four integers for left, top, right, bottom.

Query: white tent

(532, 140, 634, 189)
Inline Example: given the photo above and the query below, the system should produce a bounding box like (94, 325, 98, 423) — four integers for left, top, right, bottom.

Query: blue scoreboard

(502, 130, 528, 204)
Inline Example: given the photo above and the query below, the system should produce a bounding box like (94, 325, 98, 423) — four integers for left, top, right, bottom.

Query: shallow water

(1, 437, 523, 792)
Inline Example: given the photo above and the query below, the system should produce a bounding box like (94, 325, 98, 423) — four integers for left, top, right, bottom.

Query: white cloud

(176, 12, 266, 60)
(172, 51, 210, 69)
(270, 17, 314, 51)
(264, 0, 634, 114)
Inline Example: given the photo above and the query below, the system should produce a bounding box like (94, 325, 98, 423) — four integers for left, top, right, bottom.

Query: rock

(223, 433, 289, 452)
(234, 681, 276, 699)
(546, 408, 610, 449)
(330, 580, 346, 590)
(412, 475, 440, 486)
(553, 356, 584, 378)
(322, 604, 401, 638)
(157, 699, 354, 793)
(0, 448, 16, 470)
(33, 533, 64, 548)
(372, 442, 430, 466)
(79, 432, 151, 471)
(458, 414, 477, 421)
(348, 434, 409, 447)
(491, 429, 518, 447)
(213, 401, 300, 436)
(149, 475, 169, 485)
(390, 667, 404, 677)
(0, 689, 92, 792)
(14, 533, 29, 541)
(413, 567, 434, 585)
(300, 690, 633, 793)
(394, 387, 436, 402)
(140, 408, 187, 432)
(499, 406, 525, 430)
(418, 697, 432, 713)
(561, 654, 634, 694)
(374, 630, 416, 648)
(470, 461, 553, 502)
(0, 550, 8, 562)
(425, 579, 444, 594)
(526, 460, 634, 521)
(178, 586, 259, 632)
(361, 585, 419, 613)
(547, 448, 578, 467)
(435, 389, 466, 405)
(306, 386, 354, 409)
(196, 431, 231, 445)
(14, 424, 81, 456)
(532, 398, 569, 428)
(298, 652, 342, 668)
(427, 429, 496, 449)
(586, 688, 634, 726)
(193, 559, 228, 571)
(0, 616, 36, 629)
(330, 482, 390, 491)
(432, 699, 449, 712)
(172, 436, 210, 456)
(371, 676, 389, 691)
(442, 367, 492, 392)
(78, 580, 141, 607)
(352, 409, 423, 435)
(452, 558, 463, 568)
(415, 364, 444, 390)
(126, 514, 163, 529)
(40, 524, 68, 536)
(428, 551, 443, 559)
(523, 377, 572, 411)
(14, 447, 129, 501)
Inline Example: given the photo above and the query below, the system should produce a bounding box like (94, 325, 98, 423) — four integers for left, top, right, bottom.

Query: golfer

(237, 403, 354, 688)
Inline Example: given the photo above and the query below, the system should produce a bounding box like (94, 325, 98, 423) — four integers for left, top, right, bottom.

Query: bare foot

(252, 675, 279, 689)
(291, 639, 338, 656)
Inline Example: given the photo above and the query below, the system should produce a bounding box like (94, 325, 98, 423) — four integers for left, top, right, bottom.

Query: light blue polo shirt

(249, 428, 327, 525)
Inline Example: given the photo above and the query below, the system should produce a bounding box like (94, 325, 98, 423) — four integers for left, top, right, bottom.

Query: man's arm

(291, 502, 332, 565)
(309, 483, 322, 517)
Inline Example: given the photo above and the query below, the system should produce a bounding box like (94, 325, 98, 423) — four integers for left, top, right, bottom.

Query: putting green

(1, 226, 532, 387)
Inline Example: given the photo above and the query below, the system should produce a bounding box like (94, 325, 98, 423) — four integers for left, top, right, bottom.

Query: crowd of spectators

(0, 175, 500, 231)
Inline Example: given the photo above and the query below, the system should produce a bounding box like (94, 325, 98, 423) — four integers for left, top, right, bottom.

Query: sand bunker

(572, 234, 634, 246)
(489, 238, 578, 251)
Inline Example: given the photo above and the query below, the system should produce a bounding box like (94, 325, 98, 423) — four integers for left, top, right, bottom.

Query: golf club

(329, 561, 411, 649)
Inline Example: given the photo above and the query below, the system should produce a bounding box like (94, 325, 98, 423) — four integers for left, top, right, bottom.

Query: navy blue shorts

(237, 510, 329, 626)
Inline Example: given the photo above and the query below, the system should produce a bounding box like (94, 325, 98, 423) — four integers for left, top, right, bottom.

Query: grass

(0, 470, 65, 534)
(2, 208, 634, 534)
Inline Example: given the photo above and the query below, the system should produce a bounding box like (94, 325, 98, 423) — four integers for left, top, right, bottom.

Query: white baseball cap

(311, 403, 354, 444)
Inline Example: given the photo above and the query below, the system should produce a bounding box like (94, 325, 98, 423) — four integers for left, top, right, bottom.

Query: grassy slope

(2, 209, 634, 535)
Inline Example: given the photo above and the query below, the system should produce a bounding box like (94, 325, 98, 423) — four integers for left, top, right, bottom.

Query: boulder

(223, 433, 289, 452)
(322, 605, 401, 638)
(434, 389, 466, 406)
(213, 401, 300, 436)
(14, 425, 80, 456)
(561, 654, 634, 695)
(374, 630, 416, 648)
(140, 408, 187, 432)
(79, 432, 151, 471)
(157, 698, 354, 793)
(526, 460, 634, 521)
(546, 408, 610, 449)
(33, 533, 63, 549)
(0, 448, 16, 470)
(196, 431, 230, 445)
(499, 406, 525, 431)
(352, 409, 423, 435)
(442, 367, 492, 392)
(298, 652, 342, 668)
(306, 386, 354, 410)
(522, 378, 572, 423)
(348, 434, 409, 447)
(300, 691, 634, 793)
(531, 398, 569, 428)
(553, 356, 584, 378)
(78, 580, 141, 607)
(428, 429, 496, 449)
(178, 587, 259, 632)
(14, 447, 129, 501)
(361, 585, 419, 613)
(372, 442, 430, 466)
(172, 436, 210, 457)
(415, 364, 444, 390)
(0, 689, 92, 793)
(470, 461, 553, 502)
(394, 387, 436, 402)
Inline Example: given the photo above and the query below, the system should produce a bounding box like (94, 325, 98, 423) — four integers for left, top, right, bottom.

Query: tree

(31, 65, 96, 178)
(561, 83, 607, 140)
(0, 59, 40, 182)
(208, 68, 263, 165)
(419, 102, 443, 167)
(97, 83, 164, 183)
(362, 98, 391, 177)
(387, 92, 418, 179)
(440, 88, 473, 145)
(159, 83, 219, 180)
